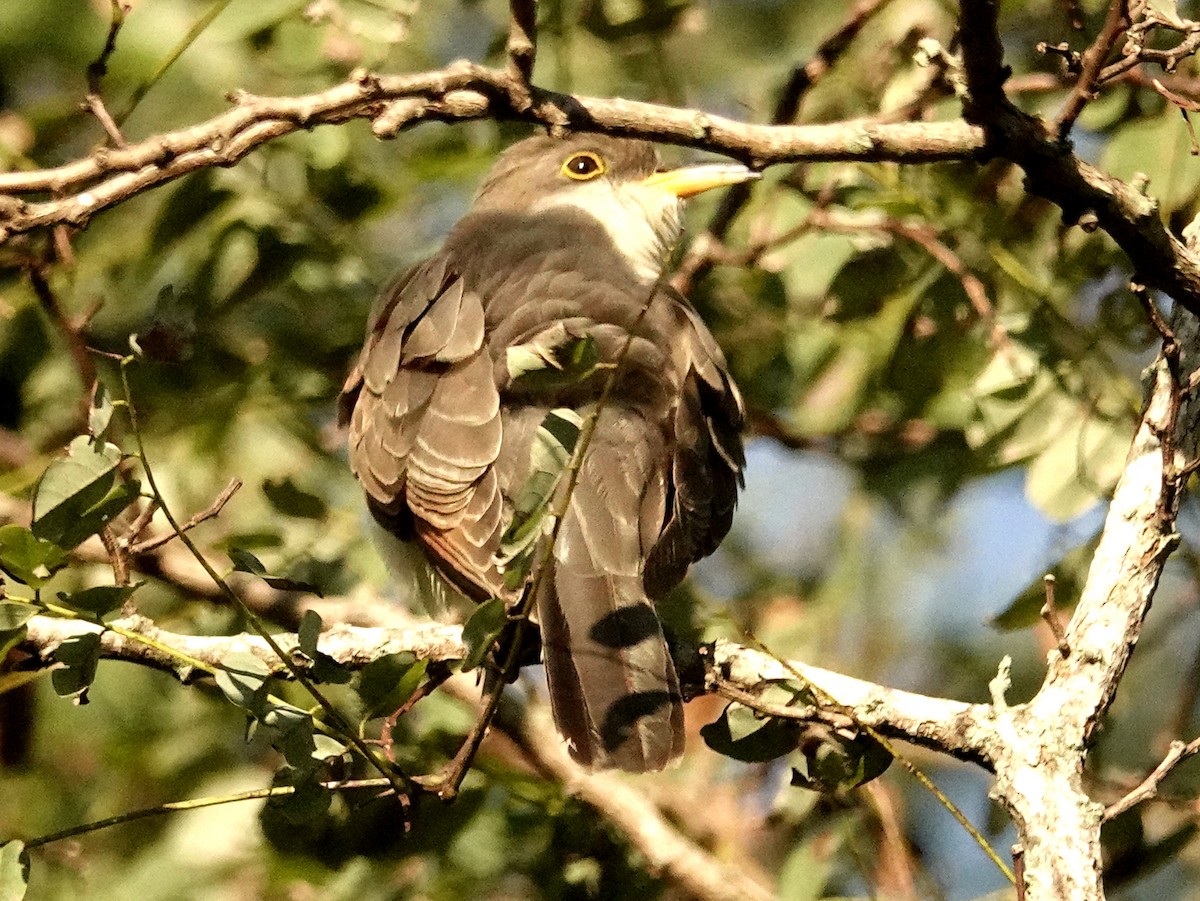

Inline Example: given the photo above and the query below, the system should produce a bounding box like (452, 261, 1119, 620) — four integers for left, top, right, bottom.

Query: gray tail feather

(537, 563, 684, 772)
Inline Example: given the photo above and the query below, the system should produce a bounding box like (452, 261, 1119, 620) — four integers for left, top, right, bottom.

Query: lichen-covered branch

(0, 59, 981, 243)
(18, 610, 998, 766)
(955, 1, 1200, 895)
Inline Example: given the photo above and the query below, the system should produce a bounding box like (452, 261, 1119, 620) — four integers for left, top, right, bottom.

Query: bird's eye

(561, 152, 606, 181)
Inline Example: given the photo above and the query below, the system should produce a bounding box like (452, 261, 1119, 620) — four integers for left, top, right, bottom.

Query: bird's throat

(529, 181, 683, 284)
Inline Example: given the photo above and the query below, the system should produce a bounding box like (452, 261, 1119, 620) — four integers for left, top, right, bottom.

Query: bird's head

(469, 134, 759, 282)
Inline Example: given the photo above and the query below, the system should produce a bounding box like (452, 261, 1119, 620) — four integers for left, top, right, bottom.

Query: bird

(340, 133, 754, 772)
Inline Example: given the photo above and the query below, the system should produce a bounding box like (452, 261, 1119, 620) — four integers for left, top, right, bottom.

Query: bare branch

(0, 60, 983, 244)
(84, 0, 131, 147)
(129, 477, 242, 554)
(1103, 736, 1200, 821)
(22, 613, 468, 677)
(1054, 0, 1131, 138)
(501, 703, 778, 901)
(703, 640, 998, 766)
(505, 0, 538, 101)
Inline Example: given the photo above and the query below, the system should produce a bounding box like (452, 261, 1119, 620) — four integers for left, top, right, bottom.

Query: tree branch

(18, 609, 1000, 767)
(0, 59, 982, 244)
(959, 0, 1200, 318)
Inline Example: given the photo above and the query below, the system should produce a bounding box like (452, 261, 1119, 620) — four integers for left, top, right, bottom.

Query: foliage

(2, 0, 1200, 898)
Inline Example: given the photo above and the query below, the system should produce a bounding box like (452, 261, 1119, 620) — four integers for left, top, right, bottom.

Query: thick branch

(23, 613, 467, 677)
(958, 0, 1200, 317)
(506, 704, 777, 901)
(19, 611, 998, 765)
(0, 60, 982, 243)
(957, 5, 1200, 898)
(703, 641, 998, 767)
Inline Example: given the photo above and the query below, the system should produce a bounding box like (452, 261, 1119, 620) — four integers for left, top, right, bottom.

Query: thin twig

(1040, 574, 1071, 657)
(673, 0, 894, 294)
(27, 263, 96, 423)
(98, 526, 130, 587)
(864, 781, 919, 901)
(711, 632, 1015, 882)
(23, 777, 391, 850)
(84, 0, 131, 147)
(1054, 0, 1131, 138)
(115, 357, 413, 815)
(378, 663, 451, 763)
(1103, 736, 1200, 820)
(505, 0, 538, 104)
(116, 0, 238, 127)
(129, 477, 242, 554)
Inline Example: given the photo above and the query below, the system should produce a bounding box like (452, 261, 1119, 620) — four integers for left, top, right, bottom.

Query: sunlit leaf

(215, 651, 272, 714)
(0, 840, 29, 901)
(0, 525, 67, 588)
(497, 408, 582, 587)
(88, 381, 114, 441)
(31, 437, 138, 549)
(0, 602, 34, 632)
(506, 327, 600, 393)
(460, 598, 508, 673)
(358, 652, 425, 719)
(700, 703, 803, 762)
(50, 632, 101, 704)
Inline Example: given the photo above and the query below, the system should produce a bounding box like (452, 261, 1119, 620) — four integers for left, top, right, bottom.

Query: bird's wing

(340, 257, 506, 601)
(642, 298, 746, 599)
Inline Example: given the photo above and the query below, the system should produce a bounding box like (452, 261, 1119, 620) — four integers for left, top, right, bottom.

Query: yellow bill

(641, 162, 761, 198)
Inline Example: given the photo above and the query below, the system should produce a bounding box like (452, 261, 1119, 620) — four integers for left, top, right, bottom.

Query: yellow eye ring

(561, 151, 606, 181)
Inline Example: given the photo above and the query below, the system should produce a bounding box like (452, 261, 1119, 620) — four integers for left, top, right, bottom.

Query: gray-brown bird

(340, 134, 753, 771)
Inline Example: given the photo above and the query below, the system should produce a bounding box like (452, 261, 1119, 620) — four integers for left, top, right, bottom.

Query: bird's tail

(537, 569, 684, 771)
(534, 420, 684, 772)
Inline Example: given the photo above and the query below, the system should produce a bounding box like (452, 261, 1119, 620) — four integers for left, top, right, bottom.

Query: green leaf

(790, 729, 892, 793)
(215, 651, 271, 714)
(266, 767, 332, 824)
(0, 602, 34, 633)
(497, 409, 582, 588)
(0, 841, 29, 901)
(31, 437, 138, 549)
(228, 547, 267, 575)
(228, 548, 322, 596)
(56, 583, 141, 617)
(1025, 412, 1128, 522)
(460, 598, 508, 673)
(293, 610, 350, 684)
(263, 703, 318, 770)
(312, 733, 347, 761)
(50, 632, 101, 704)
(357, 652, 424, 718)
(505, 326, 600, 392)
(0, 525, 67, 588)
(297, 609, 322, 657)
(87, 381, 114, 441)
(262, 477, 327, 520)
(700, 703, 804, 763)
(0, 628, 28, 663)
